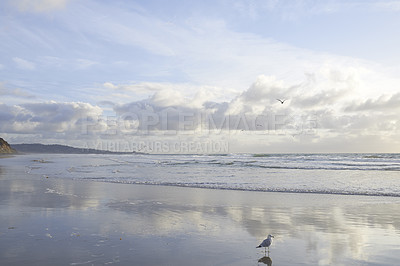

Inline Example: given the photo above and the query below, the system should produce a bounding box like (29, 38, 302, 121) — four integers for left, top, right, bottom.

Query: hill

(0, 138, 17, 154)
(11, 143, 136, 154)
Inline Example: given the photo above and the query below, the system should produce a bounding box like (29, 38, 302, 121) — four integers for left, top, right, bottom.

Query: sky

(1, 0, 400, 153)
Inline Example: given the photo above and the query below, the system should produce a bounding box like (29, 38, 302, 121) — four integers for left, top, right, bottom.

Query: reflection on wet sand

(86, 186, 400, 265)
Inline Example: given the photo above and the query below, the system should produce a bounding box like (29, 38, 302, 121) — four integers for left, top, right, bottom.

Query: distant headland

(11, 143, 137, 154)
(1, 138, 136, 154)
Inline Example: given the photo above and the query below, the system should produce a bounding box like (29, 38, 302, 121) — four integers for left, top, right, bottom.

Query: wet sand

(1, 163, 400, 265)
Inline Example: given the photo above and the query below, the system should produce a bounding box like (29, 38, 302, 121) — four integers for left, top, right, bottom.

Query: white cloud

(10, 0, 70, 13)
(104, 69, 400, 152)
(13, 57, 36, 70)
(4, 0, 398, 93)
(74, 4, 177, 57)
(230, 0, 346, 21)
(344, 93, 400, 112)
(230, 0, 400, 21)
(1, 68, 399, 152)
(0, 101, 103, 136)
(101, 81, 238, 104)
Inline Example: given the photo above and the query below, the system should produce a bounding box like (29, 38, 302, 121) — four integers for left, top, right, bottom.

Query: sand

(1, 162, 400, 265)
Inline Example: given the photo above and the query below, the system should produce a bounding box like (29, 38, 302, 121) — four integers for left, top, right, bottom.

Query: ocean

(6, 153, 400, 197)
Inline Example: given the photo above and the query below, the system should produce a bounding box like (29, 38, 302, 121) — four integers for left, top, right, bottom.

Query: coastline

(1, 168, 400, 265)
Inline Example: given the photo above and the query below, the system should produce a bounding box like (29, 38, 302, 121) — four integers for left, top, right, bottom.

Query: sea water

(5, 153, 400, 197)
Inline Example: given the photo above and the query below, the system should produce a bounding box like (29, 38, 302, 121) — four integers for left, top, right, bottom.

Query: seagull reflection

(258, 256, 272, 265)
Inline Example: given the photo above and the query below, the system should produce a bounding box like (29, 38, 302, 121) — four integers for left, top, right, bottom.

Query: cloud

(230, 0, 400, 22)
(344, 93, 400, 112)
(10, 0, 70, 13)
(230, 0, 347, 21)
(13, 57, 36, 70)
(3, 0, 397, 97)
(1, 70, 399, 152)
(42, 2, 326, 88)
(108, 75, 311, 133)
(223, 69, 356, 116)
(0, 101, 103, 136)
(104, 82, 172, 95)
(102, 81, 238, 104)
(0, 82, 35, 99)
(73, 3, 178, 57)
(37, 56, 99, 70)
(106, 70, 400, 148)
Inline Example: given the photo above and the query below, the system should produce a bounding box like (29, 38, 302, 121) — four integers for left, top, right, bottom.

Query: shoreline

(83, 179, 400, 199)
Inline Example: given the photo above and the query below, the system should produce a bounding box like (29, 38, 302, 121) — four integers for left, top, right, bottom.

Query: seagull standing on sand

(257, 234, 274, 253)
(276, 99, 286, 104)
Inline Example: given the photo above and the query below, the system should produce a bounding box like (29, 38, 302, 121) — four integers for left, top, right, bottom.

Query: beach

(3, 1, 400, 265)
(1, 155, 400, 265)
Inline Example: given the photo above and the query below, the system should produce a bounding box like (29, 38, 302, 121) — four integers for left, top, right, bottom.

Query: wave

(84, 179, 400, 198)
(250, 165, 400, 171)
(156, 160, 400, 171)
(252, 154, 272, 157)
(24, 153, 400, 199)
(363, 154, 400, 159)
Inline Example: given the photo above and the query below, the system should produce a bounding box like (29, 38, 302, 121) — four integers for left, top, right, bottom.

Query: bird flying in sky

(276, 99, 286, 104)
